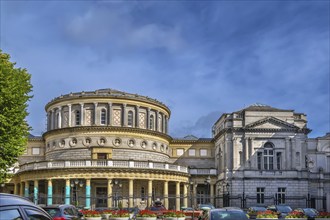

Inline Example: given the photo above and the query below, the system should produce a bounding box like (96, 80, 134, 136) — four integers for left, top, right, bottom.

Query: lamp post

(204, 176, 211, 204)
(223, 182, 230, 207)
(70, 179, 84, 207)
(112, 179, 122, 208)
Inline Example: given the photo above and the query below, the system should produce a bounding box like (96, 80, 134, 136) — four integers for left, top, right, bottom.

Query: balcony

(189, 168, 217, 175)
(17, 160, 188, 173)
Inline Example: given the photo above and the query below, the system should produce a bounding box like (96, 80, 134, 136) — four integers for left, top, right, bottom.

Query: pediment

(244, 117, 299, 130)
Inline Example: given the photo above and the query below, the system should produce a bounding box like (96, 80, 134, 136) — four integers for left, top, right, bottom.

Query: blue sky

(1, 1, 329, 138)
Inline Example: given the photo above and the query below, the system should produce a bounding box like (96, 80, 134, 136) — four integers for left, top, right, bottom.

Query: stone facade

(2, 89, 329, 211)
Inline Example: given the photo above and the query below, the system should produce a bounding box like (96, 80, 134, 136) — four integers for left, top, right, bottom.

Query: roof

(236, 103, 293, 113)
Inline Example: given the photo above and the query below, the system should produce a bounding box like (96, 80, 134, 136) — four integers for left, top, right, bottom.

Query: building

(1, 89, 329, 211)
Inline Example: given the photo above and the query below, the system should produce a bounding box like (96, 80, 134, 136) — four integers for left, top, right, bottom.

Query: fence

(28, 193, 327, 211)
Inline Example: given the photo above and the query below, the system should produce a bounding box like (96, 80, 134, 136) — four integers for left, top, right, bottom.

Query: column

(24, 181, 29, 198)
(155, 111, 159, 131)
(147, 108, 151, 129)
(183, 184, 188, 208)
(68, 104, 72, 127)
(58, 107, 62, 128)
(162, 114, 166, 133)
(93, 102, 98, 125)
(247, 138, 252, 169)
(107, 179, 113, 208)
(148, 180, 153, 207)
(108, 102, 112, 126)
(80, 103, 84, 126)
(129, 179, 134, 208)
(20, 182, 24, 196)
(285, 138, 291, 169)
(47, 179, 53, 205)
(86, 179, 91, 209)
(210, 183, 215, 206)
(135, 106, 140, 128)
(47, 112, 51, 131)
(163, 181, 169, 209)
(33, 180, 39, 205)
(51, 109, 55, 130)
(175, 182, 180, 211)
(122, 104, 126, 126)
(14, 183, 18, 195)
(244, 138, 249, 168)
(193, 183, 197, 208)
(65, 179, 70, 205)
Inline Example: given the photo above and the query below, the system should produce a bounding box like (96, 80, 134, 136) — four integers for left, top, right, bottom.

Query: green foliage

(0, 50, 33, 183)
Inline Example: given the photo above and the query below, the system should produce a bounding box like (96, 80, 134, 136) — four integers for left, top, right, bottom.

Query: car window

(25, 208, 50, 220)
(0, 208, 23, 220)
(43, 208, 60, 217)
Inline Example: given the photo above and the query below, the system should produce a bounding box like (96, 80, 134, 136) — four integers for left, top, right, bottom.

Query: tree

(0, 51, 33, 184)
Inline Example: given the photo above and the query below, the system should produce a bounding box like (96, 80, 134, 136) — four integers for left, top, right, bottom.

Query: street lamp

(204, 176, 211, 204)
(112, 180, 122, 208)
(223, 182, 230, 207)
(70, 179, 84, 207)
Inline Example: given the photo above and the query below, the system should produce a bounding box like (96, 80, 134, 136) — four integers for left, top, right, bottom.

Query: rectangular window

(176, 149, 184, 156)
(277, 188, 286, 204)
(32, 147, 40, 155)
(276, 152, 282, 170)
(97, 153, 107, 159)
(100, 110, 106, 125)
(257, 187, 265, 204)
(188, 149, 196, 156)
(257, 152, 262, 170)
(200, 149, 207, 157)
(264, 149, 274, 170)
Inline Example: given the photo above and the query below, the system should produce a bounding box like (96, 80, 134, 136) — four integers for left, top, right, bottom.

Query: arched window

(100, 109, 106, 125)
(257, 142, 274, 170)
(75, 110, 80, 126)
(150, 115, 154, 130)
(263, 142, 274, 170)
(127, 111, 133, 127)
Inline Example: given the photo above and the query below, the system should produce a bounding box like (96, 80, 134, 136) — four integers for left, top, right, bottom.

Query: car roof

(0, 193, 35, 206)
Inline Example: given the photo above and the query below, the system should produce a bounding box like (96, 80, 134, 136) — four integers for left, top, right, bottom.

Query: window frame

(100, 109, 107, 125)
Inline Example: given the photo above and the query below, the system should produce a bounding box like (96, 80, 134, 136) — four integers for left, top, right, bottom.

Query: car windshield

(210, 210, 248, 220)
(251, 207, 266, 212)
(303, 208, 318, 216)
(277, 206, 292, 213)
(199, 204, 215, 209)
(43, 208, 61, 217)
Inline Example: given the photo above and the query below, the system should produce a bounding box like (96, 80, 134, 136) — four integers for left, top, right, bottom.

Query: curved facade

(4, 90, 330, 212)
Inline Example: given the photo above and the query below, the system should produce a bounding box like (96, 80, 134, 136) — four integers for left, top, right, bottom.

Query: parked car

(147, 201, 167, 218)
(197, 204, 215, 210)
(267, 204, 292, 218)
(41, 204, 83, 220)
(0, 193, 52, 220)
(209, 208, 249, 220)
(294, 208, 319, 220)
(247, 206, 267, 219)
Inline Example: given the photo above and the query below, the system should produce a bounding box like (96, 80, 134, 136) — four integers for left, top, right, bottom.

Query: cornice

(42, 126, 173, 142)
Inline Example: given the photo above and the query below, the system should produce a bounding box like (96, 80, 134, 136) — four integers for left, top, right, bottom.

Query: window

(127, 111, 133, 127)
(296, 152, 301, 165)
(75, 110, 80, 126)
(277, 188, 286, 204)
(176, 149, 184, 156)
(141, 187, 145, 201)
(100, 109, 106, 125)
(25, 208, 51, 220)
(200, 149, 208, 157)
(276, 152, 282, 170)
(32, 147, 40, 155)
(97, 153, 107, 159)
(257, 187, 265, 204)
(188, 149, 196, 156)
(0, 209, 22, 220)
(263, 143, 274, 170)
(239, 151, 243, 165)
(149, 115, 154, 130)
